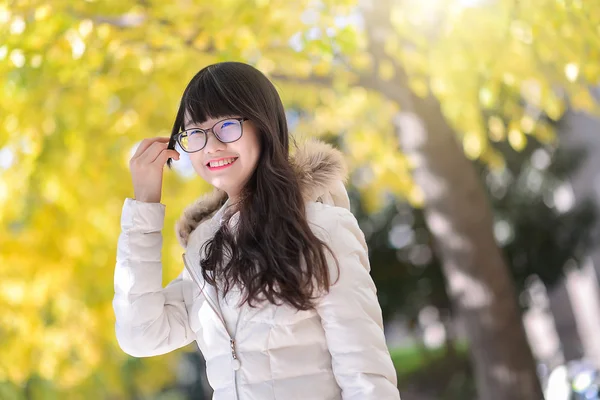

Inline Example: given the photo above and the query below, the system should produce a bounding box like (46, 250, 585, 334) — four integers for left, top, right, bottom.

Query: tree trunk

(547, 277, 584, 363)
(393, 95, 543, 399)
(356, 1, 544, 397)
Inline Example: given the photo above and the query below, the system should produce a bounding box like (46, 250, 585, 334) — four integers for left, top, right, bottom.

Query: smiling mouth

(206, 157, 238, 170)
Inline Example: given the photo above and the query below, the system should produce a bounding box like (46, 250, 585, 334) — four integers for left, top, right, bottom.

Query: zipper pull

(230, 339, 241, 370)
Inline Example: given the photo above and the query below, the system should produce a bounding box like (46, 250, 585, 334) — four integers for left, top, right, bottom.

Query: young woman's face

(185, 114, 261, 201)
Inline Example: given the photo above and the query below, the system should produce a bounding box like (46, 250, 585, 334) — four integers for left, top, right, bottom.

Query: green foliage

(391, 343, 474, 400)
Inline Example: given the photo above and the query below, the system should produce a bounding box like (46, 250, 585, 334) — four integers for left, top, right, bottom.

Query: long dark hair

(167, 62, 335, 310)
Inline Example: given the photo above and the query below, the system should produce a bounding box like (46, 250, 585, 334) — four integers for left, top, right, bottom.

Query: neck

(227, 193, 239, 204)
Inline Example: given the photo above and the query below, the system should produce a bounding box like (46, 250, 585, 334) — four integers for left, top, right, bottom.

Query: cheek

(245, 131, 261, 161)
(189, 155, 207, 177)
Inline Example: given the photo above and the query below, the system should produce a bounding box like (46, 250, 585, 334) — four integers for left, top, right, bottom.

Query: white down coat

(113, 141, 401, 399)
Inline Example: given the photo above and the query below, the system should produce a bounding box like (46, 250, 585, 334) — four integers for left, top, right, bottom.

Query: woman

(113, 62, 400, 399)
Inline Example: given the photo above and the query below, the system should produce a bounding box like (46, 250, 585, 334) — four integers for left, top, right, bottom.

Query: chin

(210, 181, 236, 195)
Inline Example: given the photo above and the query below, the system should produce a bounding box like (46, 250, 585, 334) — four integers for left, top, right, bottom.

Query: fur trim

(175, 189, 227, 247)
(175, 139, 347, 247)
(291, 140, 348, 203)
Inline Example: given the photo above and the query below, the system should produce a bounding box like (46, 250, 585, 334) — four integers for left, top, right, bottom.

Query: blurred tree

(358, 133, 597, 330)
(354, 132, 597, 399)
(2, 0, 600, 398)
(325, 2, 597, 399)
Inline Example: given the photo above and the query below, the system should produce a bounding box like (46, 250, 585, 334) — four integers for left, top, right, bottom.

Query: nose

(203, 131, 226, 154)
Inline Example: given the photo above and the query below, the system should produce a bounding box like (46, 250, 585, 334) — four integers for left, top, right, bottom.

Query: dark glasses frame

(175, 117, 248, 153)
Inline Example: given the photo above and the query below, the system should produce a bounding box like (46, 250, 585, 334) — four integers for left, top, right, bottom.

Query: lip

(206, 157, 238, 171)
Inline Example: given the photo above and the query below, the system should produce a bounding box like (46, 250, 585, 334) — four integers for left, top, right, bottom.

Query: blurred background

(2, 0, 600, 399)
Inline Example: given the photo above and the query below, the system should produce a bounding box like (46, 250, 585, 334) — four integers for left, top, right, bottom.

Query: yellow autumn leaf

(508, 127, 527, 151)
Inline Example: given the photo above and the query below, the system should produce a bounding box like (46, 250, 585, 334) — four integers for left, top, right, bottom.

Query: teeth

(209, 158, 236, 168)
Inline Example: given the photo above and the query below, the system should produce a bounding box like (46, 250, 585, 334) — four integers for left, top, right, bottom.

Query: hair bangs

(181, 68, 244, 129)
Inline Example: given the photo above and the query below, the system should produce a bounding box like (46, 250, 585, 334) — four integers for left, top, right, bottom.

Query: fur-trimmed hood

(175, 140, 350, 247)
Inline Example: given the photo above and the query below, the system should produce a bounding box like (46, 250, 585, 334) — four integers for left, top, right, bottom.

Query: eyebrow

(184, 116, 236, 128)
(183, 120, 204, 131)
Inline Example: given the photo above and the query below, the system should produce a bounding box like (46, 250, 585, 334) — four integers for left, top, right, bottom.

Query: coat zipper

(182, 254, 227, 327)
(182, 253, 241, 398)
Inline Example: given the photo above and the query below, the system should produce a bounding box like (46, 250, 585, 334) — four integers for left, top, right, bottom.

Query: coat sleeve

(314, 206, 400, 400)
(113, 198, 196, 357)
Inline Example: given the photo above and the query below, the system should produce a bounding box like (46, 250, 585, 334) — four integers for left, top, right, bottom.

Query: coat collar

(175, 140, 349, 248)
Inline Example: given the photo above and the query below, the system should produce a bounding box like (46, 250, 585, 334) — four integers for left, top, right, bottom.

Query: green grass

(390, 343, 474, 400)
(390, 342, 469, 379)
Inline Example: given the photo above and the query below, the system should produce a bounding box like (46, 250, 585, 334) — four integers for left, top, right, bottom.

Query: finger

(132, 137, 171, 159)
(153, 149, 180, 165)
(139, 141, 170, 164)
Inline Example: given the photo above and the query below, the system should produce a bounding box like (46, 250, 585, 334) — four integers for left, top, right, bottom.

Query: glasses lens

(215, 119, 242, 143)
(181, 129, 206, 152)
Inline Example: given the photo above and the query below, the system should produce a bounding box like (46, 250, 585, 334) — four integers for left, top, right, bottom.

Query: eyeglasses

(175, 117, 248, 153)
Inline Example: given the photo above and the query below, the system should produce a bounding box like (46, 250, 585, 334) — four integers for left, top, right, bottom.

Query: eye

(187, 129, 203, 136)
